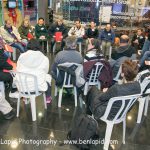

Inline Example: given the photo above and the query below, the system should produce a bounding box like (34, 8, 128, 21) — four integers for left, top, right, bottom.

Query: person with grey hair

(51, 36, 83, 78)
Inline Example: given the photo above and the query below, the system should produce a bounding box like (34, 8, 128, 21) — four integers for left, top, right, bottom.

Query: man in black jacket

(110, 35, 137, 77)
(86, 60, 141, 120)
(131, 28, 145, 51)
(48, 18, 68, 53)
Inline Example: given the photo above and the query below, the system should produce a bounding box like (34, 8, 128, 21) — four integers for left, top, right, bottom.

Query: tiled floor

(1, 53, 150, 150)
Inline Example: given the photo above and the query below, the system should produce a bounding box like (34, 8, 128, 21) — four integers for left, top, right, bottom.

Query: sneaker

(9, 91, 19, 99)
(3, 109, 16, 120)
(46, 96, 52, 104)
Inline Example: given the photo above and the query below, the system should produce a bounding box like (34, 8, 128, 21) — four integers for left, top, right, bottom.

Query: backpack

(67, 114, 99, 150)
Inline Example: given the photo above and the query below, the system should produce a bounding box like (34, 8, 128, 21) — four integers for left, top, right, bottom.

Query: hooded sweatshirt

(16, 50, 51, 91)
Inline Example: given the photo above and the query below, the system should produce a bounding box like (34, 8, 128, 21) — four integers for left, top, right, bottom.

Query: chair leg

(74, 87, 77, 107)
(17, 97, 21, 117)
(43, 93, 47, 109)
(58, 88, 63, 107)
(30, 96, 36, 121)
(103, 123, 114, 150)
(55, 86, 58, 97)
(98, 82, 101, 90)
(47, 41, 49, 53)
(12, 48, 16, 61)
(144, 96, 149, 116)
(137, 98, 145, 123)
(79, 43, 82, 54)
(84, 82, 88, 96)
(122, 119, 126, 144)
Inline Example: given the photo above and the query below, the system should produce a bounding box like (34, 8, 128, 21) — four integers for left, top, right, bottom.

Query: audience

(51, 36, 83, 79)
(84, 21, 99, 50)
(35, 18, 48, 53)
(0, 19, 27, 53)
(110, 35, 136, 77)
(48, 18, 67, 52)
(99, 24, 115, 58)
(18, 19, 35, 41)
(16, 39, 52, 103)
(131, 28, 145, 51)
(68, 18, 85, 42)
(86, 60, 141, 120)
(0, 37, 17, 98)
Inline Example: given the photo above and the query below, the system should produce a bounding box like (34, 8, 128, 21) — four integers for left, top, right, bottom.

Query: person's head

(105, 24, 111, 32)
(75, 18, 81, 28)
(27, 39, 41, 51)
(90, 21, 96, 28)
(5, 19, 12, 28)
(65, 36, 77, 49)
(57, 18, 63, 26)
(23, 19, 30, 27)
(121, 60, 139, 82)
(38, 18, 44, 26)
(120, 35, 129, 45)
(137, 28, 143, 36)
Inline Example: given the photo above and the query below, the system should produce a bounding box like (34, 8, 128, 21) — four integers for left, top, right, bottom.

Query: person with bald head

(48, 18, 67, 53)
(99, 24, 115, 59)
(110, 34, 137, 77)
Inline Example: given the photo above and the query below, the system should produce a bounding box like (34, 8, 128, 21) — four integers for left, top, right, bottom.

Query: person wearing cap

(110, 35, 136, 77)
(48, 18, 67, 53)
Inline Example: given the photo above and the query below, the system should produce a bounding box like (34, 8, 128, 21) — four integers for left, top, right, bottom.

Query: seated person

(51, 36, 83, 79)
(0, 95, 15, 120)
(110, 35, 137, 77)
(84, 39, 104, 62)
(99, 24, 115, 58)
(0, 19, 27, 53)
(0, 37, 17, 98)
(35, 18, 48, 53)
(86, 60, 141, 120)
(139, 50, 150, 71)
(16, 39, 52, 103)
(68, 18, 85, 42)
(131, 28, 145, 51)
(48, 18, 68, 52)
(141, 33, 150, 56)
(84, 21, 99, 50)
(18, 18, 35, 41)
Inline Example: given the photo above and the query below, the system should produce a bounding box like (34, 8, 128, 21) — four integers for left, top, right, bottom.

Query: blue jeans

(10, 42, 25, 53)
(140, 51, 150, 68)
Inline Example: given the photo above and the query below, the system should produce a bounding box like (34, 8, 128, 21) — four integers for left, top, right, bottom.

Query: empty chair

(84, 62, 103, 95)
(11, 71, 47, 121)
(55, 69, 78, 107)
(98, 94, 140, 150)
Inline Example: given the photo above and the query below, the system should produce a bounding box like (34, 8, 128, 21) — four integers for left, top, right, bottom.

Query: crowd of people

(0, 16, 150, 122)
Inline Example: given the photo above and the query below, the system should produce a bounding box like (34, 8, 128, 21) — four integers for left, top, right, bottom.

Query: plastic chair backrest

(101, 94, 141, 122)
(11, 71, 40, 96)
(87, 62, 103, 83)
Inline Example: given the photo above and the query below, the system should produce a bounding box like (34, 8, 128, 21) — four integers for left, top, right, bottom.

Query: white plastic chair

(55, 69, 77, 107)
(0, 81, 5, 98)
(113, 65, 122, 82)
(84, 62, 103, 95)
(98, 94, 140, 150)
(11, 71, 47, 121)
(77, 42, 82, 54)
(137, 76, 150, 123)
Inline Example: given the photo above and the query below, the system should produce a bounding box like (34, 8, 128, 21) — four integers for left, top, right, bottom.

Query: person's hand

(28, 38, 31, 40)
(12, 63, 17, 71)
(145, 60, 150, 66)
(103, 88, 108, 92)
(13, 39, 17, 42)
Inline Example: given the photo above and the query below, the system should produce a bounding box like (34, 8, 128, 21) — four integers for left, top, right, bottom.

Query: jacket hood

(117, 45, 131, 53)
(18, 50, 46, 68)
